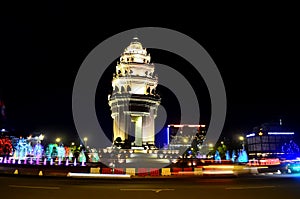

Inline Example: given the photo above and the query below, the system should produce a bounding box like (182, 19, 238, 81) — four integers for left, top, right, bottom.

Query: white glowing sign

(168, 124, 204, 128)
(187, 125, 201, 128)
(246, 133, 255, 137)
(268, 132, 294, 135)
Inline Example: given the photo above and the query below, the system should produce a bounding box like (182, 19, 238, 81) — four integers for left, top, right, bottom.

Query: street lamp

(239, 136, 244, 150)
(37, 134, 44, 144)
(83, 137, 88, 146)
(208, 143, 214, 151)
(71, 142, 75, 146)
(39, 134, 44, 141)
(55, 137, 61, 144)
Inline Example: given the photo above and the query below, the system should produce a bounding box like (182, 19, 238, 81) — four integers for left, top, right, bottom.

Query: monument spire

(108, 38, 160, 147)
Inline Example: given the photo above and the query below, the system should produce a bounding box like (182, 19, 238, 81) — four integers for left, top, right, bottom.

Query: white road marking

(226, 186, 276, 190)
(120, 188, 175, 193)
(9, 185, 60, 190)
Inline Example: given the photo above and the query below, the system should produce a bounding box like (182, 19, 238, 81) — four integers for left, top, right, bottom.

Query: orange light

(203, 165, 234, 169)
(203, 170, 234, 174)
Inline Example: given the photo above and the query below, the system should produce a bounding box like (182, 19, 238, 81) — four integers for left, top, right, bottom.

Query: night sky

(1, 2, 299, 144)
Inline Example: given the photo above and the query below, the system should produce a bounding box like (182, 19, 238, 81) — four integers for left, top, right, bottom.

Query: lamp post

(38, 134, 44, 144)
(55, 137, 61, 145)
(39, 134, 44, 141)
(239, 136, 244, 150)
(83, 137, 88, 147)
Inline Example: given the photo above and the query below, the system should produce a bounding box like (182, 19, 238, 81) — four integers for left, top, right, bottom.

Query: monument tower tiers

(108, 38, 161, 147)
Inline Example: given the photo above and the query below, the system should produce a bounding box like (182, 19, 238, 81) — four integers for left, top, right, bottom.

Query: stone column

(132, 116, 143, 146)
(142, 116, 155, 145)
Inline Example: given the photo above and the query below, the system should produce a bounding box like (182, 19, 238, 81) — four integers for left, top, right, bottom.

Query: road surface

(1, 174, 300, 199)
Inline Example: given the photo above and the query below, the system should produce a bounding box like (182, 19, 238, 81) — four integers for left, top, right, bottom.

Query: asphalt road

(1, 174, 300, 199)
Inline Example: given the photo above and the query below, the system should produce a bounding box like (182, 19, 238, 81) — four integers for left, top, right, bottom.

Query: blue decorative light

(167, 127, 170, 145)
(291, 166, 300, 171)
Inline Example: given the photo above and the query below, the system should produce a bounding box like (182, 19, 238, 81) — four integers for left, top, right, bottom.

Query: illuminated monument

(108, 38, 161, 147)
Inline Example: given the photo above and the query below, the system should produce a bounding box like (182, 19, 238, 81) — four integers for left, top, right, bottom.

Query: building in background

(0, 98, 10, 137)
(246, 120, 300, 160)
(167, 124, 207, 149)
(0, 98, 6, 130)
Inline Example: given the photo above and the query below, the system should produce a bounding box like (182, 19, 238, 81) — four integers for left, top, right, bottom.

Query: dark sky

(1, 2, 299, 144)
